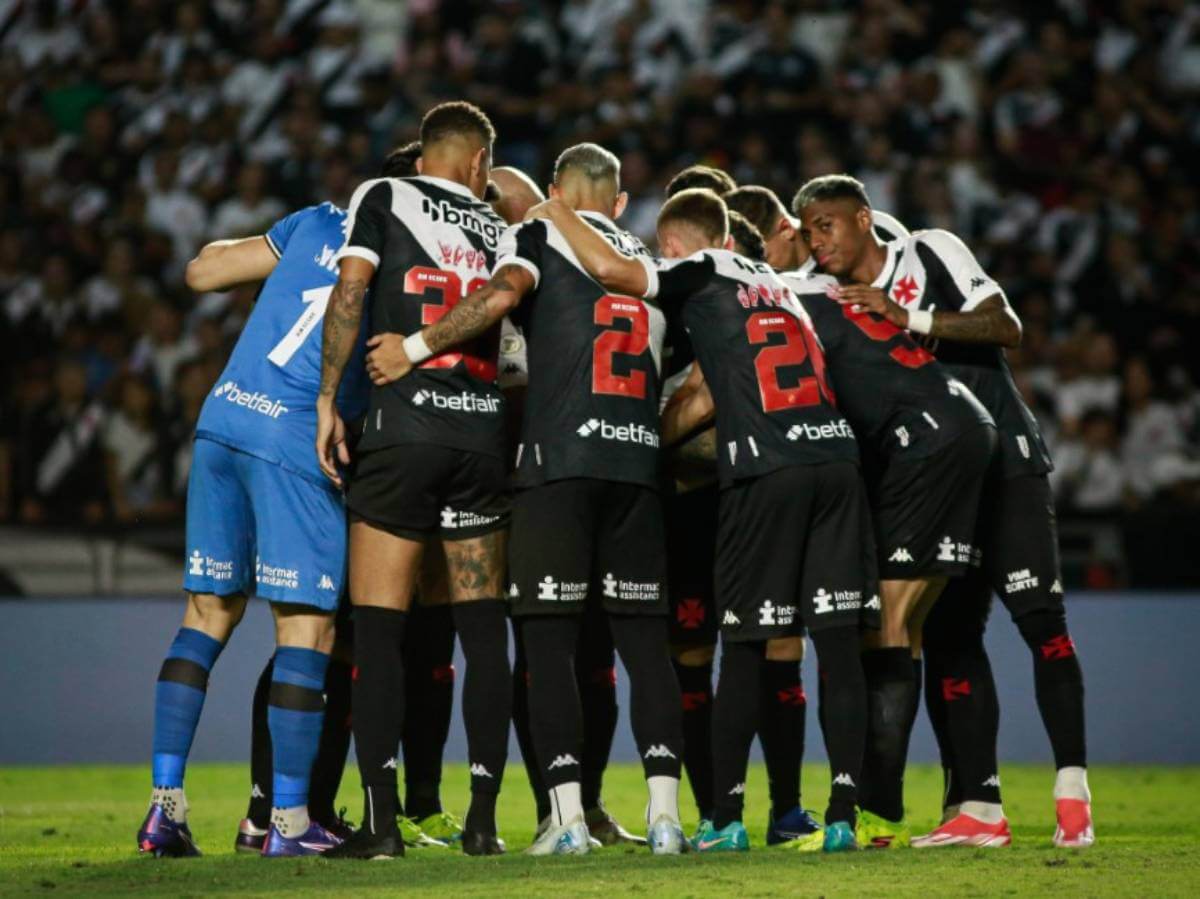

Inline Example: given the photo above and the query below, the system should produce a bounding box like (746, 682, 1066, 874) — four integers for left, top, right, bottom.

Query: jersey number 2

(593, 296, 649, 398)
(406, 266, 494, 380)
(746, 311, 834, 412)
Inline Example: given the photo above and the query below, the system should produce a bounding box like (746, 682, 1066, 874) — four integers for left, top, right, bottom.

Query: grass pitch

(1, 762, 1198, 896)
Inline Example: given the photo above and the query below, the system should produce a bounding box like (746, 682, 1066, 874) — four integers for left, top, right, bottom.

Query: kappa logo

(833, 772, 856, 787)
(786, 420, 855, 442)
(1050, 579, 1064, 594)
(251, 784, 266, 800)
(895, 426, 910, 448)
(575, 418, 659, 447)
(318, 574, 335, 591)
(469, 763, 494, 778)
(889, 547, 914, 563)
(188, 550, 204, 577)
(213, 381, 289, 418)
(728, 782, 745, 796)
(644, 744, 677, 760)
(865, 594, 881, 611)
(982, 774, 1001, 788)
(602, 572, 618, 599)
(547, 754, 578, 770)
(722, 609, 741, 626)
(382, 757, 398, 770)
(411, 388, 501, 414)
(508, 583, 520, 599)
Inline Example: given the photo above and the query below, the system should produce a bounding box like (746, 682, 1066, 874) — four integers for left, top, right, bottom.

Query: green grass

(1, 763, 1198, 896)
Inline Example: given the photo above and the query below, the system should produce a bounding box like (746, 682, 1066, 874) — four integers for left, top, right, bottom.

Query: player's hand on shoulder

(523, 197, 567, 222)
(365, 332, 414, 385)
(315, 401, 349, 488)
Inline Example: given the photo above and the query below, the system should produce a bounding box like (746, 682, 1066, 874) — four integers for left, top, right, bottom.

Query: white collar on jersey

(579, 209, 616, 228)
(871, 239, 901, 288)
(411, 174, 478, 200)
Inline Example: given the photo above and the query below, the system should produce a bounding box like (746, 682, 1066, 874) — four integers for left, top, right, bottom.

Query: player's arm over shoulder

(185, 236, 278, 293)
(914, 229, 1022, 349)
(528, 198, 653, 297)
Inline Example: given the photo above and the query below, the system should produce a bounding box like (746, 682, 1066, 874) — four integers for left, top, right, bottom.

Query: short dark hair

(665, 164, 736, 198)
(791, 174, 871, 215)
(728, 210, 765, 261)
(483, 180, 501, 203)
(380, 140, 421, 177)
(553, 142, 620, 185)
(657, 188, 729, 244)
(725, 185, 788, 237)
(419, 101, 496, 149)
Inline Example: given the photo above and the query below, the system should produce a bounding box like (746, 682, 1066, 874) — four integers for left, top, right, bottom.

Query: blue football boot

(262, 820, 344, 857)
(137, 803, 201, 858)
(823, 820, 858, 853)
(766, 806, 823, 845)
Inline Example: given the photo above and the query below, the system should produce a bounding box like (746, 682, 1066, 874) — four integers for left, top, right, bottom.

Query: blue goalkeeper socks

(151, 627, 224, 787)
(268, 646, 330, 810)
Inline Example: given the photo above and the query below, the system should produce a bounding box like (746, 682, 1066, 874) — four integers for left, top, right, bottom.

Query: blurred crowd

(2, 0, 1199, 570)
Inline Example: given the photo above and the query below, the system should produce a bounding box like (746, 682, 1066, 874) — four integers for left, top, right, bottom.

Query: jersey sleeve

(494, 221, 545, 289)
(916, 229, 1005, 312)
(264, 207, 313, 258)
(336, 178, 392, 268)
(644, 256, 712, 306)
(870, 209, 910, 242)
(496, 316, 528, 389)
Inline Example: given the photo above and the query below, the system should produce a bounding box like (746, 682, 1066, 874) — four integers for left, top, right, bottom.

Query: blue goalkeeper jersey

(196, 202, 369, 486)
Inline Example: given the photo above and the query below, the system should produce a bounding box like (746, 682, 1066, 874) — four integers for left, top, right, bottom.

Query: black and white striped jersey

(497, 211, 667, 489)
(645, 249, 858, 487)
(872, 229, 1052, 476)
(781, 269, 993, 463)
(338, 175, 509, 458)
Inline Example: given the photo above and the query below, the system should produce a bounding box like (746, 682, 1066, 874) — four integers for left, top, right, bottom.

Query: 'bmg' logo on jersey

(420, 197, 503, 246)
(213, 381, 289, 418)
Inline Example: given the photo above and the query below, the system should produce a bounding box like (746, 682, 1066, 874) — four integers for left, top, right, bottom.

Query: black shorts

(508, 479, 667, 618)
(871, 424, 996, 580)
(346, 443, 510, 541)
(716, 462, 880, 642)
(665, 484, 720, 647)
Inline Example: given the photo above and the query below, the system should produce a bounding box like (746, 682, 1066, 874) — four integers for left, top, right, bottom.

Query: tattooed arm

(316, 255, 373, 484)
(921, 294, 1022, 348)
(364, 264, 534, 386)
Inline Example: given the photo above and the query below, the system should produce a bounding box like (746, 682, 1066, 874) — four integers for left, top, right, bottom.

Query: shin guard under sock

(811, 629, 866, 826)
(860, 647, 918, 822)
(351, 606, 406, 835)
(711, 641, 763, 829)
(673, 657, 715, 819)
(453, 600, 511, 835)
(760, 659, 805, 818)
(152, 627, 224, 789)
(402, 604, 455, 820)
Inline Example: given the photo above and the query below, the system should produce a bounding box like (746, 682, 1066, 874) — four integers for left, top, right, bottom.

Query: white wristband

(402, 331, 433, 365)
(906, 308, 934, 335)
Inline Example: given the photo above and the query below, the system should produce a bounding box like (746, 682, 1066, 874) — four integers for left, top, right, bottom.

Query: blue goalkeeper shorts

(183, 437, 345, 610)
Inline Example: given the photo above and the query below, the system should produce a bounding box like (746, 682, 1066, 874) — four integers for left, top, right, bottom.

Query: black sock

(610, 616, 683, 781)
(921, 646, 959, 810)
(711, 641, 762, 829)
(1017, 609, 1087, 769)
(511, 630, 551, 823)
(673, 656, 715, 820)
(576, 614, 617, 811)
(402, 604, 455, 821)
(308, 658, 353, 824)
(453, 600, 511, 835)
(246, 657, 274, 828)
(928, 639, 1001, 806)
(760, 659, 805, 818)
(860, 647, 917, 823)
(522, 616, 584, 803)
(811, 628, 866, 827)
(351, 606, 406, 836)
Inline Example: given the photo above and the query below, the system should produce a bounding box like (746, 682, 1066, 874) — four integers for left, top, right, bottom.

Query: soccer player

(795, 173, 1093, 849)
(365, 143, 687, 856)
(317, 102, 512, 858)
(137, 198, 367, 857)
(532, 188, 874, 854)
(778, 259, 997, 849)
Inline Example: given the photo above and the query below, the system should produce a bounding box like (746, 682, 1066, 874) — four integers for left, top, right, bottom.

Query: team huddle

(137, 101, 1094, 860)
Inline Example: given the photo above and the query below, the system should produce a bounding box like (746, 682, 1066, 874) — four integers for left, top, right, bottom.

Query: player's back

(197, 202, 368, 485)
(650, 248, 858, 485)
(782, 270, 993, 462)
(498, 211, 666, 488)
(339, 175, 509, 458)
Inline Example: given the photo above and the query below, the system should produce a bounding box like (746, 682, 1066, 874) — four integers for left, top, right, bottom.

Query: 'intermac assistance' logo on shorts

(213, 381, 288, 418)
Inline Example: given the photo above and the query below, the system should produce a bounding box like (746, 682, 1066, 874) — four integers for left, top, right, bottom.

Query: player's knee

(672, 642, 716, 667)
(183, 591, 247, 639)
(273, 605, 336, 653)
(765, 635, 804, 662)
(1015, 608, 1079, 670)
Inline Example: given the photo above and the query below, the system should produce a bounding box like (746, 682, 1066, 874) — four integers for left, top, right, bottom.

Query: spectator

(208, 161, 285, 240)
(1050, 409, 1126, 513)
(1121, 357, 1187, 501)
(129, 301, 197, 394)
(102, 373, 177, 524)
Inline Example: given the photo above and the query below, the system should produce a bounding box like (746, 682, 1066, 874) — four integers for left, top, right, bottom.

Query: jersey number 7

(747, 310, 835, 412)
